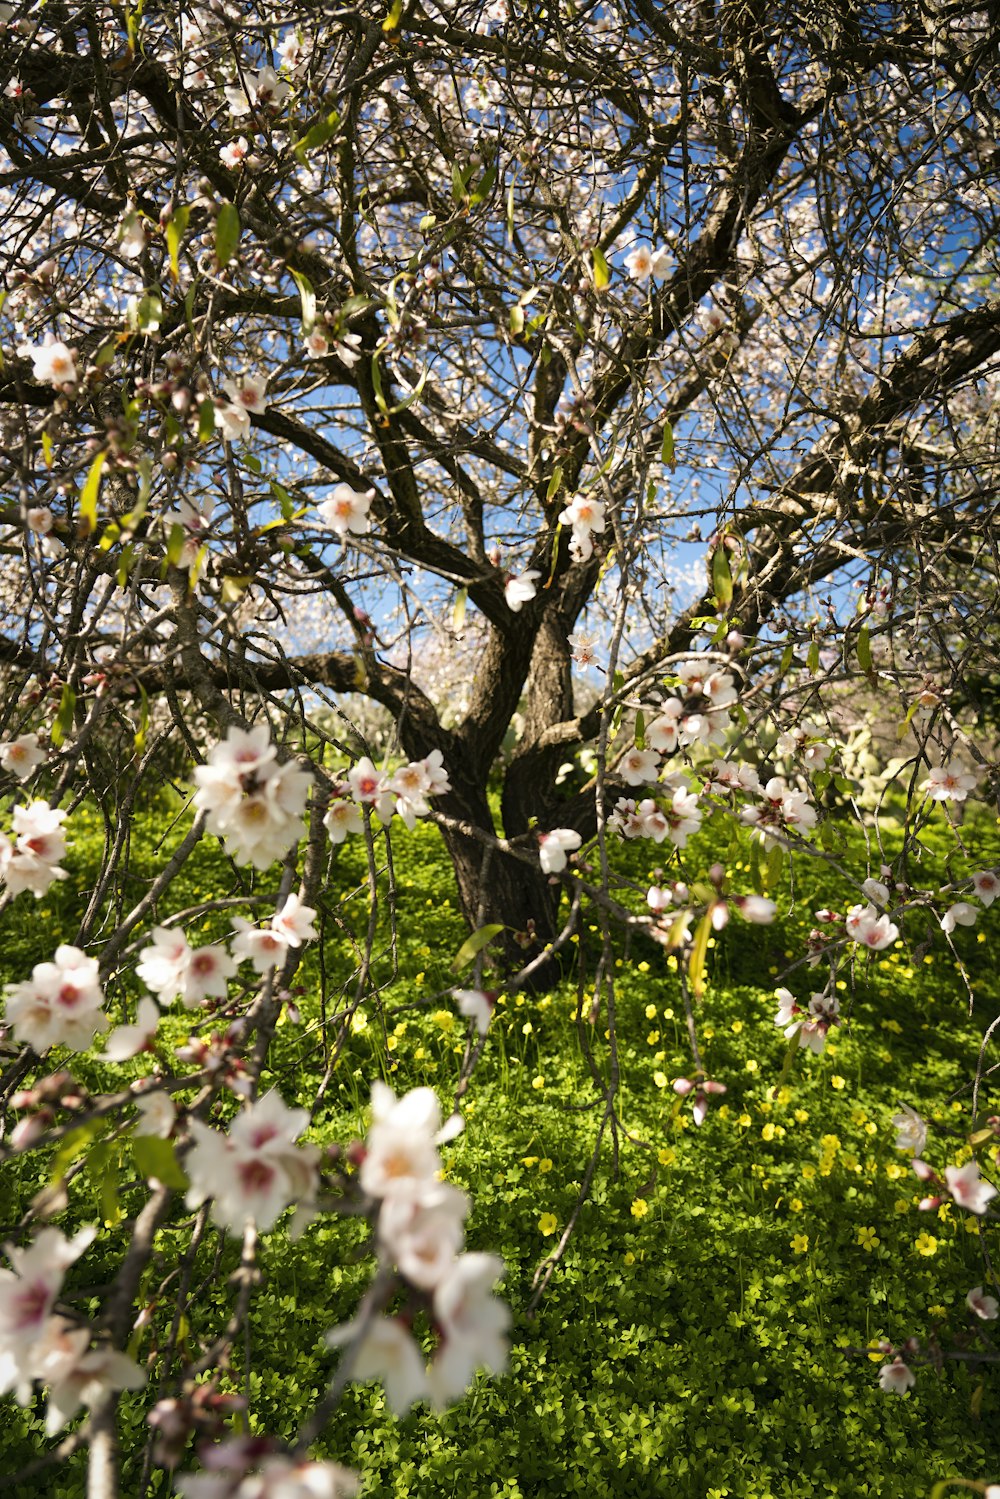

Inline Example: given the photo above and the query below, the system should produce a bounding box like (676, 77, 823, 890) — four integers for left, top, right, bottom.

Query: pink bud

(673, 1077, 695, 1096)
(911, 1158, 937, 1182)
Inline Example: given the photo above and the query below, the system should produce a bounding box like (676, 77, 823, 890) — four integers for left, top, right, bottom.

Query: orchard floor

(4, 801, 1000, 1497)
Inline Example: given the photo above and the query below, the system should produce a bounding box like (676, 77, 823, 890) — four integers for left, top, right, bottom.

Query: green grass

(2, 796, 1000, 1497)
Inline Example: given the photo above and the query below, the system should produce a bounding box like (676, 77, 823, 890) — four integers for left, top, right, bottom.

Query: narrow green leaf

(166, 522, 187, 567)
(546, 465, 564, 502)
(290, 268, 317, 334)
(166, 204, 191, 282)
(452, 587, 467, 635)
(451, 922, 505, 973)
(198, 400, 216, 441)
(371, 353, 388, 414)
(79, 450, 106, 535)
(711, 546, 733, 609)
(294, 111, 340, 164)
(857, 624, 873, 675)
(661, 420, 675, 468)
(215, 201, 240, 268)
(134, 682, 149, 753)
(634, 708, 645, 750)
(688, 911, 712, 999)
(50, 682, 76, 749)
(763, 841, 784, 891)
(382, 0, 404, 31)
(748, 835, 763, 895)
(807, 640, 820, 674)
(132, 1134, 188, 1190)
(591, 246, 611, 290)
(509, 303, 525, 336)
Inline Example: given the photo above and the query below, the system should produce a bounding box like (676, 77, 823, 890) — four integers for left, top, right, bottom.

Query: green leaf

(857, 625, 873, 675)
(807, 640, 820, 674)
(634, 708, 645, 750)
(661, 420, 675, 469)
(49, 1120, 102, 1185)
(763, 841, 784, 891)
(711, 546, 733, 609)
(688, 911, 712, 999)
(215, 201, 240, 268)
(290, 268, 317, 334)
(452, 587, 467, 634)
(133, 287, 163, 334)
(198, 399, 216, 441)
(748, 835, 763, 895)
(166, 203, 191, 281)
(370, 353, 388, 414)
(509, 303, 525, 337)
(546, 465, 563, 502)
(294, 110, 340, 164)
(469, 164, 496, 206)
(166, 522, 187, 567)
(117, 542, 134, 588)
(451, 923, 505, 973)
(134, 682, 149, 753)
(78, 450, 106, 535)
(50, 682, 76, 749)
(132, 1134, 188, 1190)
(382, 0, 404, 31)
(243, 452, 262, 475)
(591, 246, 611, 290)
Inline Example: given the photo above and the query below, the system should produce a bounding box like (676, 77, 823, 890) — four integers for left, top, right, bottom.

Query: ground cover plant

(1, 1, 1000, 1496)
(3, 798, 1000, 1497)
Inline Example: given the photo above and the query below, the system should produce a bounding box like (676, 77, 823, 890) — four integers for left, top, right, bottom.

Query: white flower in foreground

(623, 243, 653, 281)
(3, 799, 69, 897)
(18, 339, 77, 388)
(861, 878, 891, 908)
(944, 1160, 997, 1215)
(26, 506, 54, 536)
(133, 1091, 177, 1139)
(193, 726, 313, 870)
(619, 746, 660, 786)
(217, 403, 250, 442)
(429, 1252, 510, 1406)
(504, 569, 540, 612)
(453, 988, 494, 1035)
(219, 136, 250, 169)
(967, 1286, 999, 1321)
(222, 373, 268, 414)
(378, 1180, 469, 1290)
(137, 927, 192, 1004)
(0, 1226, 96, 1398)
(318, 483, 375, 538)
(973, 870, 999, 907)
(941, 901, 977, 935)
(774, 988, 839, 1054)
(4, 946, 106, 1052)
(271, 893, 318, 948)
(103, 996, 161, 1060)
(361, 1083, 455, 1201)
(0, 733, 44, 780)
(538, 827, 581, 873)
(891, 1105, 927, 1156)
(845, 903, 899, 951)
(922, 762, 977, 803)
(327, 1316, 430, 1416)
(224, 65, 291, 116)
(878, 1358, 915, 1395)
(231, 918, 288, 974)
(323, 798, 364, 843)
(178, 1454, 359, 1499)
(731, 895, 776, 924)
(35, 1317, 145, 1434)
(186, 1090, 319, 1234)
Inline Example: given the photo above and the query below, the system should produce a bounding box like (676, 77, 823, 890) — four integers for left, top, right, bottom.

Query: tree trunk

(433, 778, 566, 991)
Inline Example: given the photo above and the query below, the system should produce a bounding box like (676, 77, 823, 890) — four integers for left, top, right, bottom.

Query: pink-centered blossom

(944, 1160, 997, 1215)
(966, 1286, 999, 1321)
(973, 870, 999, 907)
(878, 1358, 915, 1395)
(317, 484, 375, 538)
(504, 569, 540, 612)
(941, 901, 977, 935)
(186, 1090, 319, 1234)
(193, 727, 313, 870)
(538, 827, 581, 873)
(18, 339, 77, 388)
(103, 996, 161, 1060)
(0, 733, 44, 780)
(4, 946, 107, 1052)
(922, 762, 977, 803)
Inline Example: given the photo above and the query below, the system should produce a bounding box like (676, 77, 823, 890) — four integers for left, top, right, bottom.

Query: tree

(2, 0, 998, 972)
(2, 0, 1000, 1491)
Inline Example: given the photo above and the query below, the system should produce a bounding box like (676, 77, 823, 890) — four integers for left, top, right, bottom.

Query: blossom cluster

(193, 726, 313, 868)
(323, 750, 450, 840)
(0, 800, 68, 898)
(186, 1090, 320, 1235)
(0, 1226, 144, 1435)
(328, 1082, 510, 1413)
